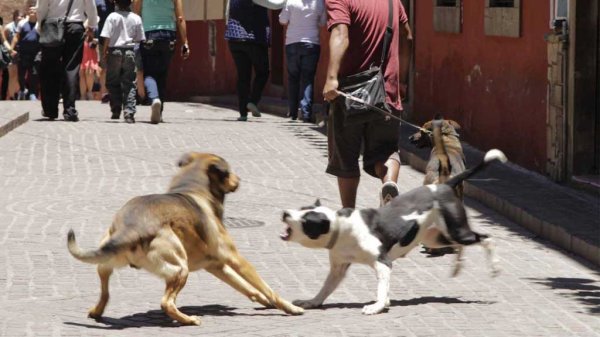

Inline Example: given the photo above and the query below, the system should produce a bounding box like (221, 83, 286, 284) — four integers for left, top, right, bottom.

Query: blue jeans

(285, 42, 320, 120)
(106, 48, 137, 115)
(141, 30, 175, 110)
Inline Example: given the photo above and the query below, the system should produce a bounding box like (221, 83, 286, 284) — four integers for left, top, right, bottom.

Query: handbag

(338, 0, 394, 125)
(0, 44, 11, 69)
(39, 0, 76, 47)
(252, 0, 285, 10)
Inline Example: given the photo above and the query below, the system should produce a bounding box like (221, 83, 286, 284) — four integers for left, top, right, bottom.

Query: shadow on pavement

(318, 296, 495, 310)
(526, 277, 600, 315)
(63, 304, 286, 330)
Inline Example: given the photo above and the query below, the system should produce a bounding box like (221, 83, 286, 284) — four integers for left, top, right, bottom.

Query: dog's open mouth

(280, 226, 292, 241)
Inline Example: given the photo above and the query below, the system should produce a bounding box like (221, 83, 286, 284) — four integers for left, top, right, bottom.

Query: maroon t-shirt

(327, 0, 408, 111)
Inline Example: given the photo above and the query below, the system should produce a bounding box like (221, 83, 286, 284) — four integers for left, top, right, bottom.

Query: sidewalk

(190, 95, 600, 267)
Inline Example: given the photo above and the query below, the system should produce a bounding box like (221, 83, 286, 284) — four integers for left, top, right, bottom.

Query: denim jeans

(285, 42, 320, 120)
(141, 30, 175, 111)
(106, 48, 137, 115)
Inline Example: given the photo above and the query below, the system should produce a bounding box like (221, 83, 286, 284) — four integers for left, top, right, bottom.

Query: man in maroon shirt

(323, 0, 412, 208)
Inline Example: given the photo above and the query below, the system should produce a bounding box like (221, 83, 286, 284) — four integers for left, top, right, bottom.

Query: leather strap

(379, 0, 394, 66)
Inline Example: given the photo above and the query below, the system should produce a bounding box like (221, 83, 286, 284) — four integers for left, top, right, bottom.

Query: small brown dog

(410, 116, 466, 255)
(67, 152, 303, 325)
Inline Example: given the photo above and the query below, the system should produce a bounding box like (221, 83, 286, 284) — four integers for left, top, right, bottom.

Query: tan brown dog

(67, 152, 303, 325)
(409, 116, 466, 198)
(410, 117, 466, 255)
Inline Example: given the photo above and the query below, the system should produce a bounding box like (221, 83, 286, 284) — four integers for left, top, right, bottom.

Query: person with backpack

(36, 0, 98, 121)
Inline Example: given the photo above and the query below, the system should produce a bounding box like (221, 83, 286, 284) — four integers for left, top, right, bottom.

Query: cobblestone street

(0, 101, 598, 336)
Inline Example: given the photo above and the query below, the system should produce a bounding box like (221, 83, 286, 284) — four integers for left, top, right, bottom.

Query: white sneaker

(380, 181, 399, 207)
(246, 102, 261, 117)
(150, 98, 162, 124)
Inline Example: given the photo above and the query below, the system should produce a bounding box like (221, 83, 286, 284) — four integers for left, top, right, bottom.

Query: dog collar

(326, 225, 340, 249)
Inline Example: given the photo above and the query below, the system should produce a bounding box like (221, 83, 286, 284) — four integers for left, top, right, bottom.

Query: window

(484, 0, 521, 37)
(436, 0, 457, 6)
(433, 0, 461, 33)
(489, 0, 515, 7)
(182, 0, 226, 21)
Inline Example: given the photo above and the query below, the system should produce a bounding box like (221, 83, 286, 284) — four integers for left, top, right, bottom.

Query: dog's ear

(448, 119, 461, 130)
(301, 211, 330, 240)
(422, 120, 433, 130)
(314, 199, 321, 207)
(208, 159, 239, 193)
(177, 152, 197, 168)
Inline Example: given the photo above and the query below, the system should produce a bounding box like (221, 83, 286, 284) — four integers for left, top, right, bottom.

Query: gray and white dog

(281, 149, 506, 315)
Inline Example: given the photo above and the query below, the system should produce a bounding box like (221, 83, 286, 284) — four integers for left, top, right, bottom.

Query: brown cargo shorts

(326, 98, 401, 178)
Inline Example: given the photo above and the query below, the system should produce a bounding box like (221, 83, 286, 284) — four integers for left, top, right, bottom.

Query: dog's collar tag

(326, 226, 340, 249)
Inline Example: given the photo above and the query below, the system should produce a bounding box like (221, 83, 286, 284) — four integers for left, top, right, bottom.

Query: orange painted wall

(413, 2, 550, 172)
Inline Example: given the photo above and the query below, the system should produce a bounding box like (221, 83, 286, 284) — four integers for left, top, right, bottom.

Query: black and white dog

(281, 149, 506, 315)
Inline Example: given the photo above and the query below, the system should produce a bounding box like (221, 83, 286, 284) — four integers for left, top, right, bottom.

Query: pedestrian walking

(36, 0, 98, 121)
(96, 0, 115, 103)
(1, 18, 15, 100)
(279, 0, 326, 123)
(225, 0, 270, 122)
(322, 0, 413, 208)
(11, 5, 41, 101)
(133, 0, 190, 124)
(100, 0, 144, 123)
(79, 20, 100, 101)
(2, 10, 22, 101)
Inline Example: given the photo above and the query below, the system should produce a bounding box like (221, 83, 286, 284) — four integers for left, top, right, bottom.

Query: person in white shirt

(279, 0, 326, 123)
(100, 0, 144, 123)
(36, 0, 98, 121)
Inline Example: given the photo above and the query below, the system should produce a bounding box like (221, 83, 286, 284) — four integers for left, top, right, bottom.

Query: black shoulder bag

(39, 0, 76, 47)
(338, 0, 394, 125)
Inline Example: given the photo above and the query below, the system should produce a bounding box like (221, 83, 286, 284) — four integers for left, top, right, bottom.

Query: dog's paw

(184, 315, 202, 326)
(87, 307, 104, 320)
(491, 265, 501, 278)
(292, 299, 321, 309)
(285, 304, 305, 315)
(362, 303, 386, 315)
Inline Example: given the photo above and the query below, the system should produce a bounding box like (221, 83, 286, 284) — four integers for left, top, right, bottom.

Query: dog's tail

(67, 230, 124, 264)
(445, 149, 507, 189)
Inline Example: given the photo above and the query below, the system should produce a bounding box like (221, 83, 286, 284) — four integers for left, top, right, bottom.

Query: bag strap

(379, 0, 394, 66)
(64, 0, 77, 21)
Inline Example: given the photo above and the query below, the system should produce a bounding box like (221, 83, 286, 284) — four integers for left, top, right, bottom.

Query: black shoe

(124, 113, 135, 124)
(41, 110, 57, 120)
(64, 112, 79, 122)
(111, 111, 121, 119)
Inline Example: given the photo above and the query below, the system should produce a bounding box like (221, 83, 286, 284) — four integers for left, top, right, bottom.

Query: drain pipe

(559, 19, 569, 182)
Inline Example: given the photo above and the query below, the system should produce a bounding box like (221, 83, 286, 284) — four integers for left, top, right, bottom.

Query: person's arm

(132, 0, 142, 15)
(36, 0, 48, 26)
(323, 23, 349, 102)
(9, 24, 20, 57)
(398, 21, 412, 100)
(174, 0, 189, 59)
(279, 2, 290, 26)
(0, 26, 10, 50)
(102, 36, 109, 60)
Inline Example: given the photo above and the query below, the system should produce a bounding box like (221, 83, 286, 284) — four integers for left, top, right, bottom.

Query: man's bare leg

(338, 176, 360, 208)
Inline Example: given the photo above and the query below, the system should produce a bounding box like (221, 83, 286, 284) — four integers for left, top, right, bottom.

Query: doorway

(569, 0, 600, 189)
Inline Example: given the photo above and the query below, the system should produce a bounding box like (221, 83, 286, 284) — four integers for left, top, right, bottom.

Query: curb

(0, 111, 29, 139)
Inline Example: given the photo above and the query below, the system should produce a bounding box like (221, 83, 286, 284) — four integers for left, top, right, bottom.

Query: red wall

(167, 20, 237, 100)
(414, 2, 549, 172)
(167, 18, 331, 104)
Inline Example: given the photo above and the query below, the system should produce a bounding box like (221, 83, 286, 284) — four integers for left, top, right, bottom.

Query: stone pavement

(0, 101, 599, 337)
